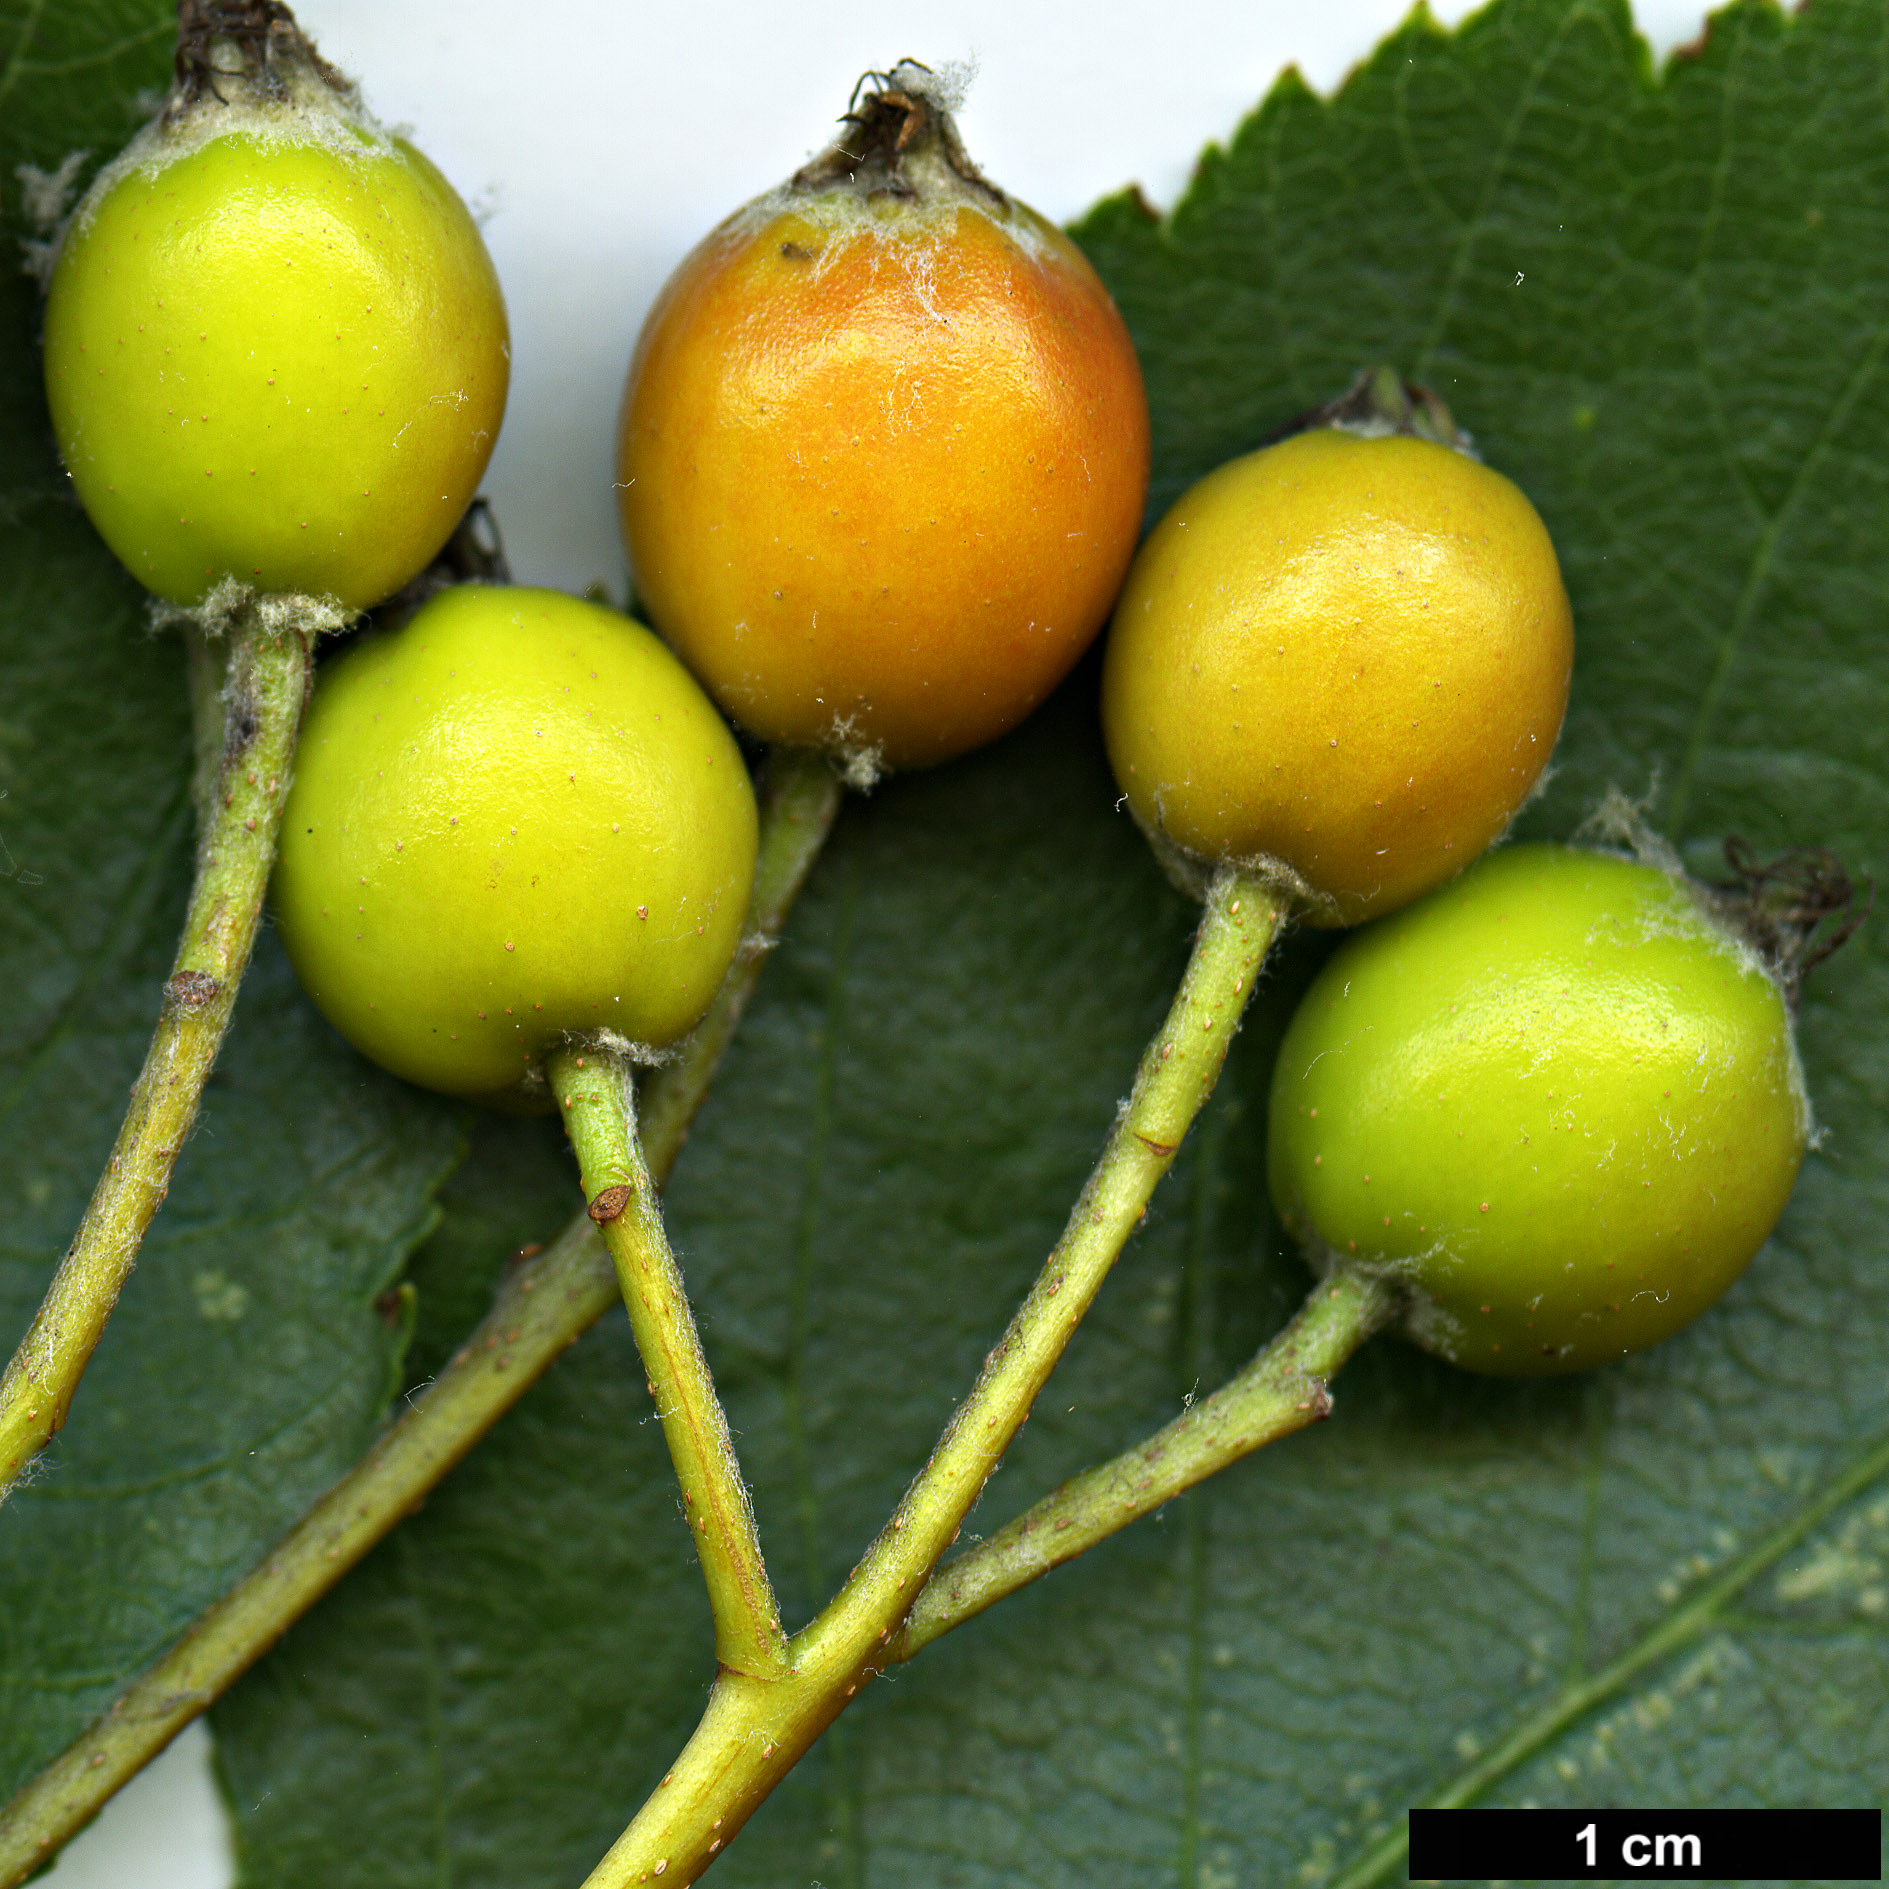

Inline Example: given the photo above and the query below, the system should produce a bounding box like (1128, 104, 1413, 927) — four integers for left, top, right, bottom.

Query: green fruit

(1268, 844, 1809, 1375)
(273, 586, 758, 1105)
(42, 67, 508, 610)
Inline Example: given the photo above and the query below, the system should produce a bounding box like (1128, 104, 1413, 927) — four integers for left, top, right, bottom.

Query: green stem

(893, 1266, 1395, 1658)
(550, 1046, 787, 1680)
(0, 613, 314, 1502)
(582, 865, 1285, 1888)
(0, 746, 840, 1888)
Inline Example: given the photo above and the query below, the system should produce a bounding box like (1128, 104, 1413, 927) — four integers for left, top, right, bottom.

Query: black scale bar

(1409, 1807, 1883, 1880)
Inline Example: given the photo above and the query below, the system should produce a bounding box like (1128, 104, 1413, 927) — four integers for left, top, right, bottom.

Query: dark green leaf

(22, 0, 1889, 1881)
(0, 0, 466, 1799)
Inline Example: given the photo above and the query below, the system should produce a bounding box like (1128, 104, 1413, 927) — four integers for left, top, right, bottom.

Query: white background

(42, 1, 1712, 1881)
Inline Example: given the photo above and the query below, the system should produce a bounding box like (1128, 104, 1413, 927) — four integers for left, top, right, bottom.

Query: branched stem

(0, 746, 840, 1887)
(551, 1047, 786, 1679)
(0, 611, 315, 1502)
(893, 1265, 1397, 1657)
(582, 865, 1286, 1888)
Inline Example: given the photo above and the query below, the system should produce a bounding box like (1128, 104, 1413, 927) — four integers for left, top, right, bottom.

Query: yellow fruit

(43, 50, 508, 611)
(1102, 427, 1573, 923)
(618, 66, 1149, 770)
(273, 586, 757, 1106)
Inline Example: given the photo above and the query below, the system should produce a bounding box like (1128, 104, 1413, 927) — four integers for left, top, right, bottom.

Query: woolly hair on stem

(11, 0, 430, 1491)
(549, 1044, 788, 1680)
(579, 869, 1285, 1886)
(14, 5, 508, 1469)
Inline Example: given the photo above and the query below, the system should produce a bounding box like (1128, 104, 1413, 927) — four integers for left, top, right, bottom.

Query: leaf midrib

(1408, 1, 1599, 377)
(0, 5, 172, 124)
(1667, 311, 1889, 833)
(0, 0, 50, 112)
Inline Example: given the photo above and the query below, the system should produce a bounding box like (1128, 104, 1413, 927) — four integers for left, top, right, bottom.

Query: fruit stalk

(582, 866, 1284, 1887)
(0, 747, 840, 1885)
(0, 607, 316, 1502)
(892, 1264, 1397, 1657)
(549, 1046, 788, 1680)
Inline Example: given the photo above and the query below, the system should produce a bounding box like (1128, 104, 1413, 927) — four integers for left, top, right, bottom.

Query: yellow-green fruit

(273, 586, 757, 1105)
(1268, 845, 1809, 1376)
(1102, 429, 1573, 924)
(44, 112, 508, 610)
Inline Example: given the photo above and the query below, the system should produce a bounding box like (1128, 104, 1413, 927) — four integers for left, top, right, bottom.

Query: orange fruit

(618, 68, 1149, 771)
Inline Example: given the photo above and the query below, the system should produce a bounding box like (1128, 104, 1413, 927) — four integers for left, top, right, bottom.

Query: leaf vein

(1322, 1414, 1889, 1889)
(1669, 310, 1889, 831)
(1412, 2, 1600, 376)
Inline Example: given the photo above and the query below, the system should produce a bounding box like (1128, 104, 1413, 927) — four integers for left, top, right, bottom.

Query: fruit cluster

(41, 32, 1810, 1375)
(20, 14, 1841, 1880)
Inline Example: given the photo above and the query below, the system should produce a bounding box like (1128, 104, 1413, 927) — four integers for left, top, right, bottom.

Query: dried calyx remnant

(792, 61, 1003, 204)
(1579, 790, 1869, 1008)
(168, 0, 348, 120)
(1709, 837, 1872, 1006)
(1270, 364, 1479, 458)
